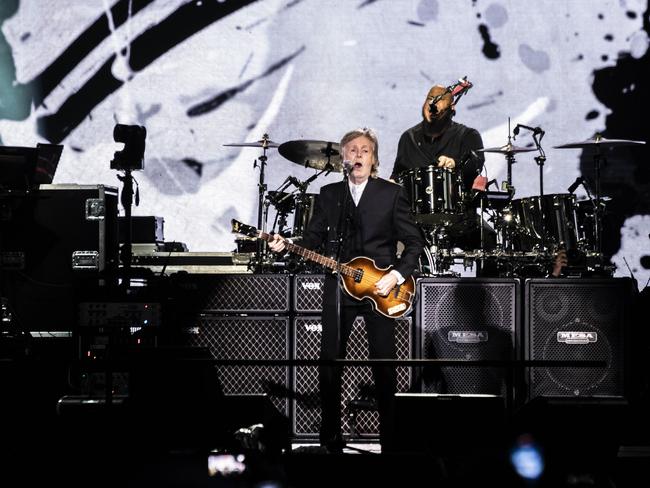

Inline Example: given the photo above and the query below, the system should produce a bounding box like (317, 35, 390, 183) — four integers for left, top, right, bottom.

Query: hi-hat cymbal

(223, 139, 280, 148)
(554, 135, 646, 149)
(278, 140, 343, 172)
(477, 143, 536, 154)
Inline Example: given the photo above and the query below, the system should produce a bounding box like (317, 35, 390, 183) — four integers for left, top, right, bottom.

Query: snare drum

(509, 193, 579, 252)
(396, 165, 464, 224)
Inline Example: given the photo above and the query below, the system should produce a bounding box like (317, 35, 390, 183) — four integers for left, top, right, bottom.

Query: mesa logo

(448, 331, 488, 343)
(301, 281, 322, 290)
(557, 331, 597, 344)
(304, 322, 322, 332)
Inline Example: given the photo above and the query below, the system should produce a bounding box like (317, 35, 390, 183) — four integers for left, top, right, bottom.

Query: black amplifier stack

(168, 273, 412, 440)
(164, 273, 635, 442)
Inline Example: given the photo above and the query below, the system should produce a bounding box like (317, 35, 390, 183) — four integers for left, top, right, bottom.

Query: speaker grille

(526, 279, 629, 399)
(292, 316, 412, 438)
(293, 274, 325, 313)
(172, 274, 290, 313)
(186, 316, 290, 416)
(418, 279, 518, 396)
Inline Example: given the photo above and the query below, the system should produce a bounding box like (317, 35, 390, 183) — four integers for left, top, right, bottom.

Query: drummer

(391, 84, 485, 190)
(391, 84, 492, 250)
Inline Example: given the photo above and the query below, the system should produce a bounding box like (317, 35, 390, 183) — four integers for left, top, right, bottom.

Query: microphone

(428, 76, 473, 114)
(567, 176, 584, 194)
(450, 77, 473, 99)
(513, 123, 544, 140)
(343, 159, 354, 175)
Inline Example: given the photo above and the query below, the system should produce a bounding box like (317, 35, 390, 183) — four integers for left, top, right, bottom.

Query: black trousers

(318, 275, 397, 450)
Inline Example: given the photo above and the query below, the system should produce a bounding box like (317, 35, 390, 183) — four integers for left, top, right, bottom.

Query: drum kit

(399, 131, 645, 277)
(224, 134, 342, 270)
(226, 131, 644, 276)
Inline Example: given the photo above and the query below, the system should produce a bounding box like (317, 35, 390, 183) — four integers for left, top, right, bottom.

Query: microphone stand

(331, 166, 352, 446)
(531, 129, 547, 252)
(334, 168, 352, 336)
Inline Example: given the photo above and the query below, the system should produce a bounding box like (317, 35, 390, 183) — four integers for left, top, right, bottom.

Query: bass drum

(292, 193, 318, 238)
(396, 165, 465, 226)
(509, 193, 580, 252)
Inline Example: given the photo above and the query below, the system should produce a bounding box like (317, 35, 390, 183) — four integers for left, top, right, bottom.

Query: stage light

(110, 124, 146, 171)
(510, 435, 544, 480)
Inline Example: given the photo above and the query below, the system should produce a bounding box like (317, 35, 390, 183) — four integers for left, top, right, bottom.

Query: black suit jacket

(300, 177, 424, 278)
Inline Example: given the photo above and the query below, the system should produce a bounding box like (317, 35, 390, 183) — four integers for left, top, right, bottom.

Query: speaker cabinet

(170, 274, 290, 314)
(525, 278, 632, 400)
(185, 316, 290, 417)
(293, 274, 325, 313)
(417, 278, 519, 396)
(292, 316, 413, 438)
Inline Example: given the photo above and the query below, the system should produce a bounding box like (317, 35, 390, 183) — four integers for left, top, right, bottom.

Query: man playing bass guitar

(268, 127, 424, 454)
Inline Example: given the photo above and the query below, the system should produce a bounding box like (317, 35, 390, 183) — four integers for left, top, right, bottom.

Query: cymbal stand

(503, 151, 516, 196)
(517, 124, 546, 252)
(501, 118, 517, 195)
(531, 128, 547, 251)
(253, 134, 272, 268)
(592, 143, 605, 255)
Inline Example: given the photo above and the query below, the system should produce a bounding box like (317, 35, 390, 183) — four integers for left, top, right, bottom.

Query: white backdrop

(1, 0, 648, 285)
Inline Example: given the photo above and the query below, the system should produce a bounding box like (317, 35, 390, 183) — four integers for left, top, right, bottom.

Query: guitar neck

(257, 230, 356, 276)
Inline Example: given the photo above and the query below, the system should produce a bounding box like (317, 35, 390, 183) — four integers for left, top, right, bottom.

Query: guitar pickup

(354, 269, 363, 283)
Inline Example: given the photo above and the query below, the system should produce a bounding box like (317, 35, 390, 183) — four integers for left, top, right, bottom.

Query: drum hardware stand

(423, 225, 458, 276)
(514, 123, 548, 251)
(263, 195, 291, 237)
(265, 176, 298, 237)
(254, 135, 273, 268)
(223, 134, 279, 272)
(501, 118, 517, 196)
(591, 139, 606, 256)
(554, 133, 645, 268)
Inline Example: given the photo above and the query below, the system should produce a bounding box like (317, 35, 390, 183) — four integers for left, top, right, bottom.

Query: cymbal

(278, 140, 343, 172)
(554, 135, 646, 149)
(477, 143, 536, 154)
(223, 139, 280, 148)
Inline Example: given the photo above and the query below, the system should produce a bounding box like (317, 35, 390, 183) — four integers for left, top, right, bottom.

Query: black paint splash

(478, 24, 500, 59)
(33, 0, 155, 107)
(358, 0, 380, 8)
(186, 45, 306, 117)
(36, 0, 256, 143)
(182, 157, 203, 176)
(584, 1, 650, 264)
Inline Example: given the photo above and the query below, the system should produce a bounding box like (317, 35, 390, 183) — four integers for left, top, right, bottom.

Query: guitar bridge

(393, 284, 401, 298)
